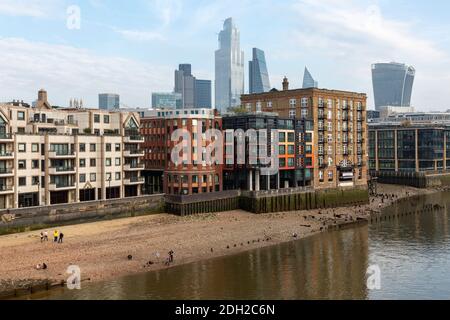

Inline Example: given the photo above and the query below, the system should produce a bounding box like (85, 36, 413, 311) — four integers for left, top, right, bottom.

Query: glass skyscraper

(99, 93, 120, 110)
(195, 80, 212, 108)
(215, 18, 245, 113)
(249, 48, 271, 94)
(372, 62, 415, 111)
(175, 64, 196, 109)
(302, 67, 318, 89)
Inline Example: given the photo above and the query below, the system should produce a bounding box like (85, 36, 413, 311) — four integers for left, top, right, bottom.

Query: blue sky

(0, 0, 449, 110)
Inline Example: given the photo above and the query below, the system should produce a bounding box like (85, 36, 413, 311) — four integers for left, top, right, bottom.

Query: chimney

(282, 77, 289, 91)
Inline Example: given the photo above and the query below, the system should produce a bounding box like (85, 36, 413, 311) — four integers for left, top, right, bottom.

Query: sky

(0, 0, 449, 111)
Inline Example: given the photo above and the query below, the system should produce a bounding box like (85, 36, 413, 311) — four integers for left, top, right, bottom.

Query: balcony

(124, 149, 145, 157)
(0, 185, 14, 195)
(0, 152, 14, 159)
(0, 168, 14, 177)
(124, 163, 145, 171)
(49, 182, 76, 191)
(124, 176, 145, 185)
(49, 166, 76, 175)
(124, 135, 144, 143)
(49, 151, 77, 159)
(0, 134, 13, 142)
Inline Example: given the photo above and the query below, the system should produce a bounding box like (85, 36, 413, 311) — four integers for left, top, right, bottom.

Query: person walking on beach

(44, 231, 48, 241)
(40, 232, 44, 242)
(58, 232, 64, 244)
(168, 250, 174, 263)
(53, 230, 59, 243)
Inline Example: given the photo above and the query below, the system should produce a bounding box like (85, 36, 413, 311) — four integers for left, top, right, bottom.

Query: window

(106, 143, 111, 152)
(288, 145, 295, 155)
(80, 159, 86, 168)
(319, 170, 324, 182)
(18, 143, 26, 153)
(90, 173, 96, 182)
(279, 132, 286, 143)
(289, 99, 297, 108)
(32, 176, 39, 185)
(80, 174, 86, 183)
(256, 102, 262, 112)
(328, 171, 334, 181)
(106, 173, 112, 181)
(79, 144, 86, 152)
(115, 158, 121, 166)
(267, 101, 273, 108)
(32, 144, 39, 152)
(90, 144, 96, 152)
(19, 177, 26, 186)
(18, 160, 26, 169)
(288, 132, 295, 143)
(106, 158, 112, 167)
(288, 158, 295, 167)
(279, 146, 286, 154)
(90, 159, 96, 167)
(305, 145, 312, 154)
(115, 143, 121, 152)
(115, 172, 121, 181)
(104, 115, 110, 124)
(17, 111, 25, 121)
(289, 110, 296, 119)
(32, 160, 39, 169)
(94, 114, 100, 123)
(301, 109, 308, 118)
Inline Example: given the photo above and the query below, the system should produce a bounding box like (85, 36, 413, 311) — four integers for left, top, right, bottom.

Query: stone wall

(372, 170, 450, 189)
(0, 195, 164, 235)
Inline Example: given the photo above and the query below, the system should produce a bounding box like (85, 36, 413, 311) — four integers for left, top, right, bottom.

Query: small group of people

(165, 250, 175, 266)
(40, 230, 64, 243)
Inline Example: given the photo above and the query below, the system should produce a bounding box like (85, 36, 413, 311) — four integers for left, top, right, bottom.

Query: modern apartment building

(215, 18, 245, 113)
(0, 89, 144, 209)
(241, 78, 368, 189)
(369, 123, 450, 174)
(222, 113, 314, 191)
(99, 93, 120, 110)
(141, 108, 222, 196)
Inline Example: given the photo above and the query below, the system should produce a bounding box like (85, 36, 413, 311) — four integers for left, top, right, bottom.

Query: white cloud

(0, 0, 62, 18)
(147, 0, 183, 27)
(113, 28, 165, 42)
(0, 37, 173, 107)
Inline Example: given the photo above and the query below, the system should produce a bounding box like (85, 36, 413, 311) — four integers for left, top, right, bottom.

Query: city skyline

(0, 0, 449, 110)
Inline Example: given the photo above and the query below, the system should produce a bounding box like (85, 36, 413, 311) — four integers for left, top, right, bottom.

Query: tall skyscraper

(215, 18, 245, 113)
(372, 62, 415, 111)
(175, 64, 196, 109)
(152, 92, 182, 109)
(302, 67, 318, 89)
(99, 93, 120, 110)
(249, 48, 271, 94)
(195, 80, 212, 108)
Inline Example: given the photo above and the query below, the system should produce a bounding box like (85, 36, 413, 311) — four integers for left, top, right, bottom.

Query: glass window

(80, 159, 86, 167)
(279, 132, 286, 143)
(106, 158, 112, 167)
(90, 159, 96, 167)
(115, 158, 121, 166)
(18, 160, 26, 169)
(19, 177, 26, 186)
(90, 144, 96, 152)
(18, 143, 26, 152)
(79, 143, 86, 152)
(115, 143, 121, 152)
(115, 172, 121, 181)
(17, 111, 25, 121)
(32, 143, 39, 152)
(80, 174, 86, 183)
(104, 115, 110, 124)
(106, 143, 112, 152)
(94, 114, 100, 123)
(90, 173, 96, 182)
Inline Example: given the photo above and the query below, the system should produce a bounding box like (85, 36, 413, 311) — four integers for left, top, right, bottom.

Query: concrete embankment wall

(371, 171, 450, 189)
(240, 186, 369, 214)
(0, 195, 164, 235)
(166, 187, 369, 216)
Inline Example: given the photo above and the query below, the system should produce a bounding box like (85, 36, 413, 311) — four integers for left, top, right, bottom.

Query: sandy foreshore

(0, 184, 441, 296)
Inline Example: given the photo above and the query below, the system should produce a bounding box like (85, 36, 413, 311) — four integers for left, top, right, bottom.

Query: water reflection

(28, 191, 450, 300)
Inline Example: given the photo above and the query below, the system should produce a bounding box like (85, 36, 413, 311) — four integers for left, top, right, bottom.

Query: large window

(377, 130, 395, 159)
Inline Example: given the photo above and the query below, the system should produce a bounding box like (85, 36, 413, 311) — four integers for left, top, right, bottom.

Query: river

(27, 191, 450, 300)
